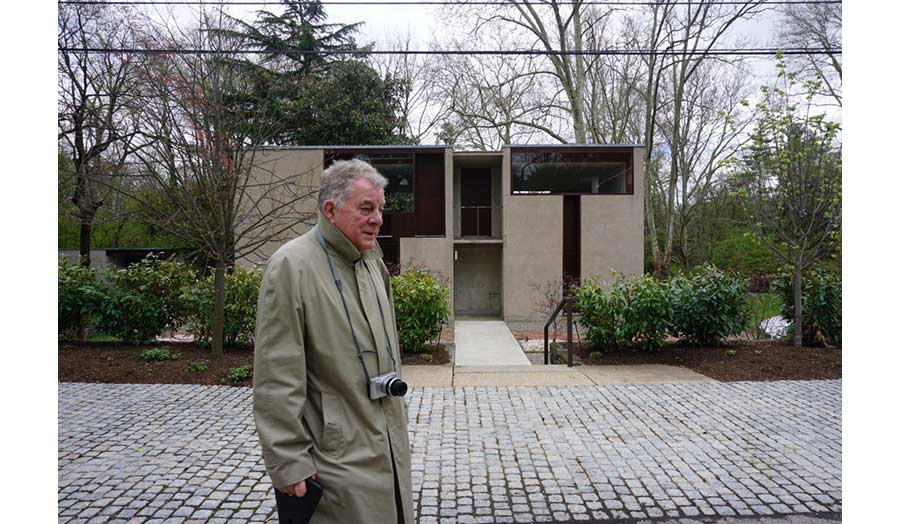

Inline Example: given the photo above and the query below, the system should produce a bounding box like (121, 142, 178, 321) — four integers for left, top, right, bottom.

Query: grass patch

(745, 292, 783, 337)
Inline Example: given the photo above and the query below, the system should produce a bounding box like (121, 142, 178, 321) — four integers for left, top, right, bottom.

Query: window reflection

(511, 151, 629, 194)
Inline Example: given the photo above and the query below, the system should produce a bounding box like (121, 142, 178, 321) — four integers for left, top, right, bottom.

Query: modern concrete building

(245, 144, 645, 329)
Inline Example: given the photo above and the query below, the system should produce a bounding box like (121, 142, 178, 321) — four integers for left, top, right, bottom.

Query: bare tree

(663, 61, 755, 266)
(649, 1, 765, 275)
(582, 12, 646, 144)
(777, 2, 841, 106)
(371, 33, 452, 144)
(440, 1, 615, 144)
(127, 8, 319, 356)
(58, 1, 139, 266)
(433, 41, 568, 149)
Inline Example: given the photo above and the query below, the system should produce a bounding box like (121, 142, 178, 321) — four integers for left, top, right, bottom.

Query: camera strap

(361, 261, 398, 373)
(316, 228, 372, 383)
(316, 227, 399, 381)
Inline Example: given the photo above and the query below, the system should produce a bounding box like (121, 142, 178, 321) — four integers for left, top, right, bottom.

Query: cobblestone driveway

(58, 380, 841, 523)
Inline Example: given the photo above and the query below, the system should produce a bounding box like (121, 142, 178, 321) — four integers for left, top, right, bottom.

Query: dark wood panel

(414, 153, 446, 236)
(563, 195, 581, 289)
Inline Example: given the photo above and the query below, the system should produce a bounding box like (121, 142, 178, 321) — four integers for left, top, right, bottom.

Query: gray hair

(318, 159, 388, 211)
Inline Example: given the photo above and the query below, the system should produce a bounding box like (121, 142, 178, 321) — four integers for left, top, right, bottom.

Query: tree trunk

(212, 260, 226, 357)
(79, 220, 93, 268)
(793, 266, 803, 347)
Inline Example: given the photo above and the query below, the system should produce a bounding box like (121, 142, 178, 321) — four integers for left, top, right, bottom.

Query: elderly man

(253, 159, 413, 524)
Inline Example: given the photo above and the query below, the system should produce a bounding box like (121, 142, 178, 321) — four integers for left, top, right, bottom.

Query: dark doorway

(562, 195, 581, 292)
(460, 168, 492, 237)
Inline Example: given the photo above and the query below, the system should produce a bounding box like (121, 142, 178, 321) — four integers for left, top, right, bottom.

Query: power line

(58, 46, 842, 56)
(58, 1, 844, 7)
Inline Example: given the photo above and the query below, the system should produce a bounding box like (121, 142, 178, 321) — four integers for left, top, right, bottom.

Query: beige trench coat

(253, 214, 413, 524)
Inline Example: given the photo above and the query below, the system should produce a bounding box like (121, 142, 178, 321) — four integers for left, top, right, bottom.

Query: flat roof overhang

(257, 145, 450, 152)
(504, 143, 646, 149)
(257, 144, 646, 152)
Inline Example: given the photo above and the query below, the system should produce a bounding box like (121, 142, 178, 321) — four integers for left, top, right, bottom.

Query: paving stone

(59, 380, 842, 523)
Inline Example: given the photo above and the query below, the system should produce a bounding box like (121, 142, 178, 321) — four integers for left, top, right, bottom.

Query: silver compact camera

(368, 372, 408, 400)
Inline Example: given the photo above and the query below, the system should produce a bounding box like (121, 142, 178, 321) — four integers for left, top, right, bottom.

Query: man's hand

(277, 473, 320, 497)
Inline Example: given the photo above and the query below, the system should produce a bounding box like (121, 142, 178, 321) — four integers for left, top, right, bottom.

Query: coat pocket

(320, 391, 345, 455)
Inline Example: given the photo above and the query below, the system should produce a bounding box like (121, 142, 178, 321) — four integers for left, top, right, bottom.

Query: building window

(368, 154, 415, 212)
(511, 150, 631, 195)
(325, 152, 415, 212)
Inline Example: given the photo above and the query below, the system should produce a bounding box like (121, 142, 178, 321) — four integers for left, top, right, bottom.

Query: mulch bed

(59, 340, 451, 387)
(511, 330, 841, 382)
(570, 340, 842, 382)
(400, 343, 452, 366)
(58, 341, 256, 387)
(60, 334, 839, 386)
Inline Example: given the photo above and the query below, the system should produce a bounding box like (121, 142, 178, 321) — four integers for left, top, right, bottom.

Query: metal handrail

(544, 296, 575, 367)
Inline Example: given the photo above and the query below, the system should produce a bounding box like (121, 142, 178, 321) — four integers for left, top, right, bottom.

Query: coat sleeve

(253, 252, 317, 488)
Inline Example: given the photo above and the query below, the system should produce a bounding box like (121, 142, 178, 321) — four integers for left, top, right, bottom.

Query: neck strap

(315, 228, 397, 379)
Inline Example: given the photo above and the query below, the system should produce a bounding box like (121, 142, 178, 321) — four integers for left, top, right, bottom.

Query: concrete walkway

(454, 320, 531, 367)
(404, 363, 717, 388)
(58, 380, 842, 523)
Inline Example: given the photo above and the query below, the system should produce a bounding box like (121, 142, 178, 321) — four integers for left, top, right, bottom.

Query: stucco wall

(399, 236, 455, 317)
(580, 149, 645, 284)
(501, 149, 564, 328)
(237, 149, 324, 268)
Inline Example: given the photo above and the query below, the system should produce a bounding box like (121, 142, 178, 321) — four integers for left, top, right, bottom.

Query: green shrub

(668, 265, 748, 346)
(94, 256, 196, 344)
(575, 274, 671, 351)
(141, 347, 181, 361)
(58, 257, 105, 337)
(773, 267, 842, 346)
(709, 228, 780, 277)
(225, 364, 253, 383)
(189, 360, 209, 373)
(391, 269, 450, 353)
(180, 265, 263, 347)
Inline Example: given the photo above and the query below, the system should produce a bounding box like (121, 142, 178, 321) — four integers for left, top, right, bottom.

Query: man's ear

(323, 200, 336, 221)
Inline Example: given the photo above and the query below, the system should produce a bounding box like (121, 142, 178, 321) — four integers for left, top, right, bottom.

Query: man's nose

(370, 210, 383, 227)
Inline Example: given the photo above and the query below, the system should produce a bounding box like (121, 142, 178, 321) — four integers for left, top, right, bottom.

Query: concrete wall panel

(502, 149, 564, 327)
(238, 149, 324, 267)
(400, 236, 455, 318)
(581, 150, 644, 284)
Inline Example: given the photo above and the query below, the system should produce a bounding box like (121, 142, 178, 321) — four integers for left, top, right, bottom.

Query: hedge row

(59, 257, 451, 351)
(576, 265, 749, 351)
(575, 264, 842, 350)
(59, 256, 261, 346)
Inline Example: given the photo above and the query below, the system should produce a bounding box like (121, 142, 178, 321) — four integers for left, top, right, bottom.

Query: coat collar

(316, 210, 384, 264)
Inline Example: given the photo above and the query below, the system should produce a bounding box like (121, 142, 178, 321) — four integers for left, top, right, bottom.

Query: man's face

(325, 178, 385, 254)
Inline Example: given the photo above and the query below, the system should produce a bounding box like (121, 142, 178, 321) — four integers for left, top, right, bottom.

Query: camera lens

(387, 378, 408, 397)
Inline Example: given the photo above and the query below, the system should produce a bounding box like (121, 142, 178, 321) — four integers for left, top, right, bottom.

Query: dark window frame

(324, 148, 446, 240)
(509, 147, 634, 196)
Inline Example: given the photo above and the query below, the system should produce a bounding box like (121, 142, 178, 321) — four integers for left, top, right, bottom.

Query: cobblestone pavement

(58, 380, 841, 523)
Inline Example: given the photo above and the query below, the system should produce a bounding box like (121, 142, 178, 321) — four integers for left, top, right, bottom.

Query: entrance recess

(453, 244, 501, 317)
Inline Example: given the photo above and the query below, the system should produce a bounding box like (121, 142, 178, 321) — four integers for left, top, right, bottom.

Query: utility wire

(58, 1, 844, 7)
(58, 46, 842, 56)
